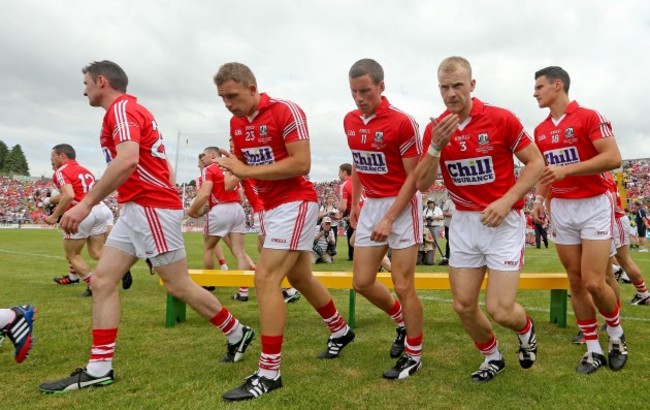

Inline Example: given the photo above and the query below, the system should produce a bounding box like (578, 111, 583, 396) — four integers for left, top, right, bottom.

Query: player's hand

(430, 114, 460, 150)
(540, 166, 567, 185)
(215, 151, 250, 179)
(371, 217, 393, 242)
(480, 198, 511, 228)
(59, 202, 92, 234)
(350, 205, 361, 229)
(44, 214, 58, 225)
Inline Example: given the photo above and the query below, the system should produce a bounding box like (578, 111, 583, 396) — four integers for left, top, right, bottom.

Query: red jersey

(344, 97, 421, 198)
(230, 93, 318, 210)
(100, 94, 180, 209)
(241, 179, 265, 212)
(423, 98, 532, 211)
(52, 160, 95, 211)
(202, 164, 240, 207)
(534, 101, 614, 199)
(340, 179, 352, 212)
(605, 173, 626, 218)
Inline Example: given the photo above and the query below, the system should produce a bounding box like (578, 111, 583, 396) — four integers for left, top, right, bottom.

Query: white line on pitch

(418, 294, 650, 323)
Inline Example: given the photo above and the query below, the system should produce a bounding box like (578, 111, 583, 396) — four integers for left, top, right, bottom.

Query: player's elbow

(294, 157, 311, 176)
(607, 151, 622, 170)
(415, 177, 433, 193)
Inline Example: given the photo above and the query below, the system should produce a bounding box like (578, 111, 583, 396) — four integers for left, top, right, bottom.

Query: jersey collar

(545, 100, 579, 120)
(355, 96, 390, 122)
(246, 93, 271, 122)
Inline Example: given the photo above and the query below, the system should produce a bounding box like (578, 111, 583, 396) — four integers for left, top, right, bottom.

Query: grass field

(1, 228, 649, 409)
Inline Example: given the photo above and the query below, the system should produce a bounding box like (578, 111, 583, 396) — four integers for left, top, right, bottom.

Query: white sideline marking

(418, 294, 650, 323)
(0, 249, 66, 259)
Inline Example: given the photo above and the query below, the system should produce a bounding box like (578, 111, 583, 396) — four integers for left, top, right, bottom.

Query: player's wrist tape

(427, 145, 442, 158)
(43, 197, 50, 206)
(535, 195, 545, 203)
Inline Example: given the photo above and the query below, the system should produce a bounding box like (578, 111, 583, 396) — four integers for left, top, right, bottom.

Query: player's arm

(223, 171, 241, 192)
(482, 143, 544, 228)
(350, 165, 362, 228)
(81, 141, 139, 207)
(371, 156, 419, 241)
(188, 180, 212, 218)
(541, 137, 622, 185)
(237, 185, 246, 205)
(46, 184, 74, 224)
(43, 192, 61, 209)
(216, 140, 312, 180)
(415, 115, 459, 191)
(337, 196, 347, 214)
(167, 159, 176, 186)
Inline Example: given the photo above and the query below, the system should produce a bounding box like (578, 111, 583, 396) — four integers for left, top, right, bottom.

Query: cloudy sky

(1, 0, 648, 183)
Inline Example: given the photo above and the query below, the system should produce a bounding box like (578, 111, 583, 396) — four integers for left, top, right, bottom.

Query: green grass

(1, 229, 650, 409)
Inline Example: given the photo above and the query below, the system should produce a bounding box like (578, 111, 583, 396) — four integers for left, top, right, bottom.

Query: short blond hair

(213, 62, 257, 87)
(438, 56, 472, 78)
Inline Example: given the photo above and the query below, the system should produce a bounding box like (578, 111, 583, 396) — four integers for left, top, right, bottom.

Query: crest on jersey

(260, 125, 268, 136)
(477, 133, 489, 145)
(565, 127, 574, 138)
(374, 131, 384, 143)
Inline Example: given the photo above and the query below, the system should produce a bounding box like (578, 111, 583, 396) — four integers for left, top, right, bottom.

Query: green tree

(0, 140, 8, 172)
(4, 144, 30, 176)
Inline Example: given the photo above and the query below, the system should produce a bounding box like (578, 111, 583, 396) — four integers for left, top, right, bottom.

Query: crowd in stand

(2, 159, 650, 226)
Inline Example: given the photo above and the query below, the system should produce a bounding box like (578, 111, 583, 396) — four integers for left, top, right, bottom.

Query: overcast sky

(1, 0, 648, 184)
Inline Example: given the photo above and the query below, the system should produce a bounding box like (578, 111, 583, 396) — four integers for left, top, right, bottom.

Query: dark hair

(535, 66, 570, 93)
(339, 163, 352, 175)
(82, 60, 128, 93)
(52, 144, 76, 160)
(349, 58, 384, 84)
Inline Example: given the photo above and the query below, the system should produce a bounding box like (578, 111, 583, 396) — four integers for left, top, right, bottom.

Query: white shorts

(263, 201, 318, 251)
(550, 193, 613, 245)
(63, 203, 111, 240)
(105, 202, 185, 259)
(449, 210, 525, 272)
(253, 210, 266, 237)
(613, 215, 631, 249)
(204, 202, 246, 237)
(355, 195, 423, 250)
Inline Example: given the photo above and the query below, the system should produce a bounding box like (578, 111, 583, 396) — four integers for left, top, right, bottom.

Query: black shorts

(638, 224, 647, 238)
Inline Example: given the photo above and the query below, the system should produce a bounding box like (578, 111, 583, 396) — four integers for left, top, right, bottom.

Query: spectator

(311, 217, 337, 263)
(417, 229, 435, 265)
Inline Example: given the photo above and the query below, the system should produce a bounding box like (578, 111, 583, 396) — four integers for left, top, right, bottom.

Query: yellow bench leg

(549, 289, 568, 328)
(166, 294, 187, 328)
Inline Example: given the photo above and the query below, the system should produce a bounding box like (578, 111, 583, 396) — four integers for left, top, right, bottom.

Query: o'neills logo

(445, 156, 495, 186)
(242, 146, 275, 166)
(271, 238, 286, 243)
(352, 150, 388, 174)
(543, 147, 580, 166)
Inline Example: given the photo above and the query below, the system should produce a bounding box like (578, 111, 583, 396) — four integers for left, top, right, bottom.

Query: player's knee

(253, 271, 279, 290)
(486, 303, 512, 324)
(583, 276, 607, 296)
(392, 280, 414, 300)
(352, 276, 375, 294)
(452, 298, 476, 316)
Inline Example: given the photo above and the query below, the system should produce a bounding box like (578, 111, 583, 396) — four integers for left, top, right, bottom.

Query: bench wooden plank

(163, 270, 569, 328)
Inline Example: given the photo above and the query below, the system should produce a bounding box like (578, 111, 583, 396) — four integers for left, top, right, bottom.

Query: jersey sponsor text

(242, 146, 275, 166)
(352, 150, 388, 174)
(543, 147, 580, 166)
(445, 156, 495, 186)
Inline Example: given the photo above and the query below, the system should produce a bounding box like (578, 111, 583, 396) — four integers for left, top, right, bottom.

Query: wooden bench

(163, 270, 569, 328)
